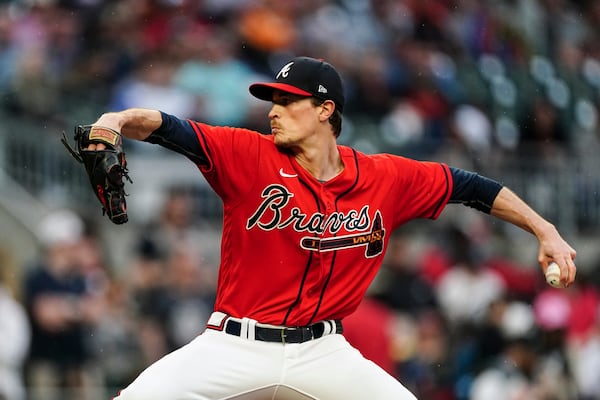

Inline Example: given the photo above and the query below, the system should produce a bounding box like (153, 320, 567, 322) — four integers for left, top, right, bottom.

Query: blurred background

(1, 0, 600, 399)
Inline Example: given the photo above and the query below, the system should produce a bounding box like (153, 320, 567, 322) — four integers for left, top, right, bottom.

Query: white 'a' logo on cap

(276, 62, 294, 79)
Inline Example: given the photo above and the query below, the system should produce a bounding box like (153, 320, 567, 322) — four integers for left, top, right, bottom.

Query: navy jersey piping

(282, 177, 322, 326)
(430, 164, 451, 219)
(188, 120, 214, 169)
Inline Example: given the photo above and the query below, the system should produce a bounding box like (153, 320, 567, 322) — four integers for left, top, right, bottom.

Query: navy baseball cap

(249, 56, 345, 112)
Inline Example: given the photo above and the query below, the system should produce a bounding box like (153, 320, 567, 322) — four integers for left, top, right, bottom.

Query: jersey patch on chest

(300, 212, 384, 258)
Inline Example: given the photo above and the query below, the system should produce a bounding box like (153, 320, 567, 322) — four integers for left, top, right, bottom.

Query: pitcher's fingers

(86, 143, 106, 151)
(566, 261, 577, 287)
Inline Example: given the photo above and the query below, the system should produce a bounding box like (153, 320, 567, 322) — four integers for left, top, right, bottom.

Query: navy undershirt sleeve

(144, 111, 208, 166)
(448, 167, 503, 214)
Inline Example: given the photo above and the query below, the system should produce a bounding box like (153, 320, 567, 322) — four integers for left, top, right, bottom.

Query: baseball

(545, 262, 564, 288)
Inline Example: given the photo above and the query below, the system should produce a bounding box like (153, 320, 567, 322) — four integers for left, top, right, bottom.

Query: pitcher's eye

(273, 93, 305, 106)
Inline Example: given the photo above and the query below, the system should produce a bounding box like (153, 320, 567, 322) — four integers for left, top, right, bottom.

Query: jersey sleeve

(387, 155, 453, 223)
(145, 112, 264, 202)
(187, 120, 264, 202)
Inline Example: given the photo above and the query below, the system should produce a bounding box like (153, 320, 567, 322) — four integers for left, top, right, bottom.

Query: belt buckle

(280, 328, 287, 343)
(280, 327, 313, 343)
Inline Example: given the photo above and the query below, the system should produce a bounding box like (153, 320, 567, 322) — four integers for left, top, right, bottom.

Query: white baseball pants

(113, 314, 418, 400)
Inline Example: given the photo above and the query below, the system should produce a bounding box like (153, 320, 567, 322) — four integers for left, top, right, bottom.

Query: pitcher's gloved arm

(94, 108, 163, 141)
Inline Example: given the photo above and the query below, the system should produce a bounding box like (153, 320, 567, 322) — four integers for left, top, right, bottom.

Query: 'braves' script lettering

(246, 185, 372, 234)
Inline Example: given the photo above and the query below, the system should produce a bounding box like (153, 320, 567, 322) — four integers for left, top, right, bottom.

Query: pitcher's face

(268, 91, 321, 149)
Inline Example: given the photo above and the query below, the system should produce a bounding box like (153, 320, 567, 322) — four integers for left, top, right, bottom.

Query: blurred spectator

(109, 54, 198, 120)
(416, 238, 453, 287)
(447, 1, 529, 64)
(9, 46, 60, 119)
(534, 272, 600, 399)
(449, 104, 493, 157)
(91, 277, 144, 397)
(136, 185, 221, 266)
(73, 222, 135, 399)
(398, 310, 454, 400)
(517, 97, 570, 159)
(0, 248, 30, 400)
(172, 27, 266, 127)
(391, 37, 454, 154)
(23, 209, 104, 400)
(124, 240, 171, 366)
(434, 225, 506, 330)
(5, 4, 83, 119)
(469, 301, 541, 400)
(469, 299, 577, 400)
(372, 232, 438, 317)
(485, 257, 539, 301)
(568, 325, 600, 400)
(163, 244, 215, 351)
(452, 298, 507, 400)
(344, 48, 395, 120)
(378, 99, 427, 155)
(238, 0, 297, 57)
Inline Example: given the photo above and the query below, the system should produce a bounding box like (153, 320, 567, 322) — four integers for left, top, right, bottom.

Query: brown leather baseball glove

(62, 125, 132, 224)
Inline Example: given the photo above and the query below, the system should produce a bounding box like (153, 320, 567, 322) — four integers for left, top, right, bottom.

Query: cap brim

(249, 82, 312, 102)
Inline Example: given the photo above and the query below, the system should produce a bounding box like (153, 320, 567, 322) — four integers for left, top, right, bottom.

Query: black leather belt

(224, 319, 343, 344)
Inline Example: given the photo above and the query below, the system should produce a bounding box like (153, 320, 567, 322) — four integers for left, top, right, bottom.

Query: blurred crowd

(2, 0, 600, 161)
(1, 188, 220, 400)
(1, 0, 600, 399)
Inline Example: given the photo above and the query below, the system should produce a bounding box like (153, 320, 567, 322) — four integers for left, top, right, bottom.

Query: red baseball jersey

(190, 121, 453, 326)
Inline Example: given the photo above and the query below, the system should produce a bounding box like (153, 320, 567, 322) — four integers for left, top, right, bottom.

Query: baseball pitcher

(64, 56, 577, 399)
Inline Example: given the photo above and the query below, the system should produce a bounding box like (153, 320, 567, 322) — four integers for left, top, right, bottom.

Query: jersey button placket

(306, 189, 332, 306)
